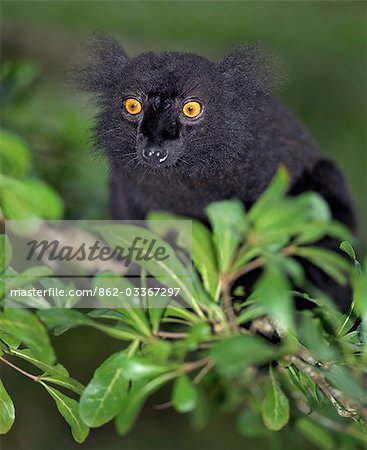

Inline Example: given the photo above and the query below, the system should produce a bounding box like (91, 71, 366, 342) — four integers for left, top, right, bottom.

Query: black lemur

(79, 36, 355, 309)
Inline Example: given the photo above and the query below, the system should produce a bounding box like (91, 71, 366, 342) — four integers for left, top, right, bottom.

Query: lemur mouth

(158, 153, 168, 163)
(141, 146, 170, 167)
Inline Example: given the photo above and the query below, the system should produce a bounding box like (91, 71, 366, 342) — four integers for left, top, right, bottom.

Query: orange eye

(182, 101, 202, 119)
(124, 98, 142, 115)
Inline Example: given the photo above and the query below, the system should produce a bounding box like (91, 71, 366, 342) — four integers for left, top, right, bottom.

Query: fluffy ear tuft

(218, 44, 284, 96)
(72, 33, 128, 94)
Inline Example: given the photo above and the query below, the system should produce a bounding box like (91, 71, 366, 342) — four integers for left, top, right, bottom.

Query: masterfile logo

(4, 220, 192, 309)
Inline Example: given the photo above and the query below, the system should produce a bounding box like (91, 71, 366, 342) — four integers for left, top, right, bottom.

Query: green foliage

(42, 383, 89, 443)
(0, 5, 365, 445)
(206, 199, 248, 273)
(1, 59, 107, 220)
(79, 350, 131, 427)
(0, 129, 64, 220)
(261, 366, 290, 431)
(0, 309, 55, 364)
(0, 379, 15, 435)
(0, 167, 366, 448)
(172, 374, 198, 413)
(211, 335, 275, 376)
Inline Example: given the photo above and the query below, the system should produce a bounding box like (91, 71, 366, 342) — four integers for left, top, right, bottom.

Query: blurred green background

(1, 1, 366, 449)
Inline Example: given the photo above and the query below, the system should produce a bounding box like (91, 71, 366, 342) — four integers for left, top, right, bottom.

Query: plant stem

(183, 357, 211, 372)
(225, 244, 297, 287)
(153, 400, 173, 410)
(219, 245, 298, 332)
(226, 256, 264, 284)
(0, 355, 40, 382)
(156, 331, 189, 339)
(193, 360, 215, 384)
(284, 355, 365, 419)
(222, 281, 239, 332)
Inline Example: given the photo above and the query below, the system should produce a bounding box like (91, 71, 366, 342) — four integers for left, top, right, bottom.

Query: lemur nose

(142, 147, 168, 165)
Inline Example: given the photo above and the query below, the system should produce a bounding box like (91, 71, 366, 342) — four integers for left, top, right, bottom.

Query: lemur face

(115, 52, 212, 169)
(79, 36, 275, 178)
(120, 93, 205, 168)
(94, 51, 226, 174)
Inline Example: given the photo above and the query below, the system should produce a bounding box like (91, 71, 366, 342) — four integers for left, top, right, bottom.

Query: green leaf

(191, 221, 220, 298)
(0, 130, 31, 178)
(147, 213, 220, 298)
(93, 273, 152, 336)
(295, 247, 350, 285)
(286, 366, 322, 410)
(254, 263, 294, 330)
(298, 312, 336, 361)
(172, 374, 197, 413)
(79, 351, 131, 427)
(205, 199, 247, 273)
(352, 266, 367, 320)
(344, 248, 367, 320)
(141, 340, 171, 364)
(163, 306, 201, 324)
(1, 176, 63, 220)
(38, 308, 142, 341)
(275, 254, 304, 287)
(0, 379, 15, 434)
(115, 372, 177, 435)
(294, 192, 331, 222)
(0, 235, 12, 274)
(0, 309, 55, 365)
(0, 332, 20, 350)
(120, 356, 172, 380)
(37, 309, 93, 334)
(296, 417, 335, 450)
(40, 278, 80, 308)
(20, 179, 64, 220)
(185, 322, 211, 350)
(340, 241, 356, 260)
(40, 375, 84, 395)
(295, 221, 351, 246)
(325, 366, 365, 402)
(232, 247, 261, 272)
(42, 383, 89, 443)
(261, 367, 289, 431)
(148, 300, 170, 335)
(1, 187, 37, 219)
(95, 225, 192, 303)
(249, 166, 289, 223)
(255, 193, 329, 237)
(210, 335, 275, 376)
(4, 265, 53, 294)
(9, 348, 69, 378)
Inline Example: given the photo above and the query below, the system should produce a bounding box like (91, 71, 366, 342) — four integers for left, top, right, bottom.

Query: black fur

(78, 36, 355, 309)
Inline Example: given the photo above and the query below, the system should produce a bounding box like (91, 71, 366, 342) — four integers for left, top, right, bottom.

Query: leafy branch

(1, 168, 366, 449)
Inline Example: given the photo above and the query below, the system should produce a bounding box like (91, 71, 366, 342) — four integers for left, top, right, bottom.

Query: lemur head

(77, 35, 276, 177)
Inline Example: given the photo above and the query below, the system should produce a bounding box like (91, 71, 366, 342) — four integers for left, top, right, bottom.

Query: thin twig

(284, 355, 363, 419)
(153, 400, 173, 410)
(224, 257, 264, 287)
(183, 357, 211, 372)
(153, 358, 212, 410)
(155, 331, 189, 339)
(224, 244, 297, 287)
(193, 360, 215, 384)
(285, 380, 367, 442)
(221, 282, 239, 332)
(0, 355, 40, 382)
(219, 245, 297, 332)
